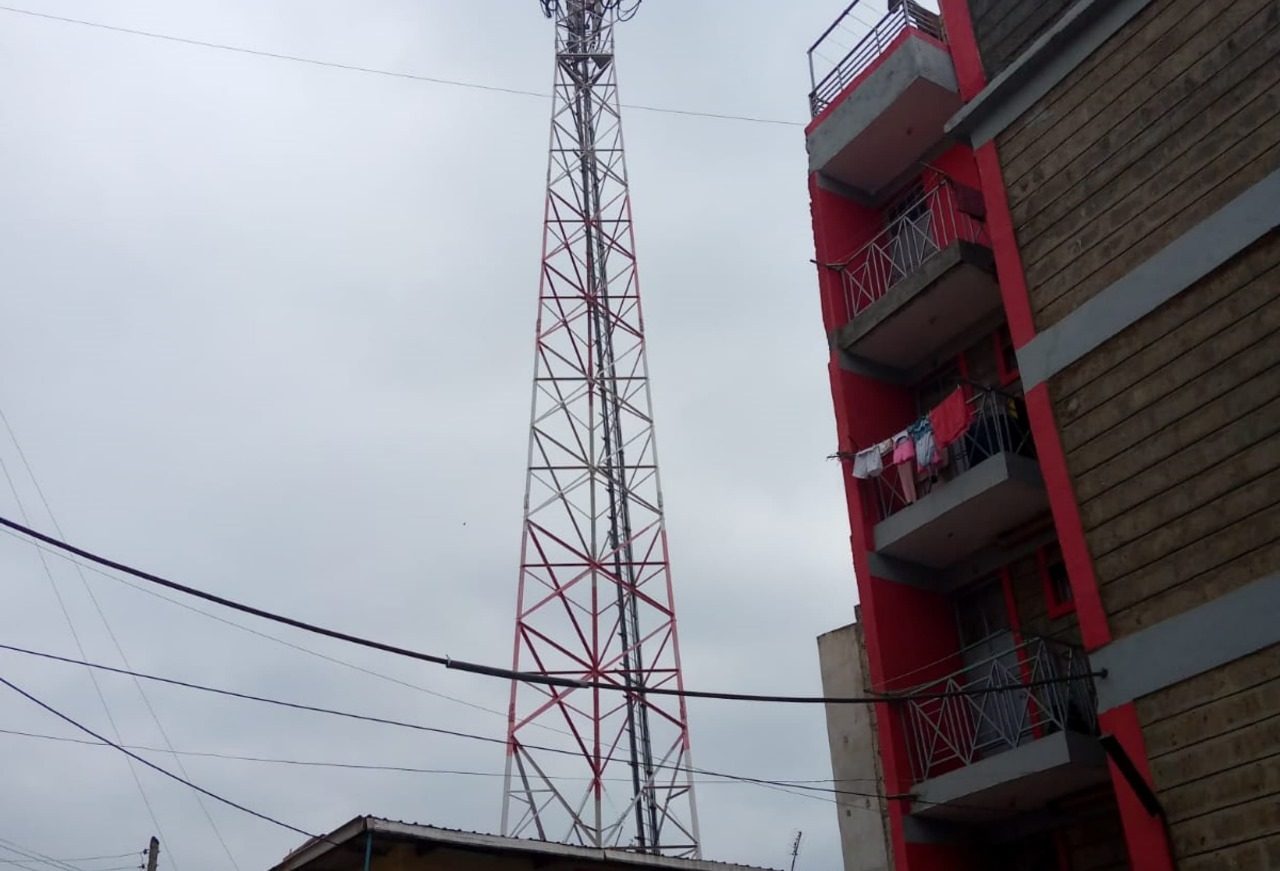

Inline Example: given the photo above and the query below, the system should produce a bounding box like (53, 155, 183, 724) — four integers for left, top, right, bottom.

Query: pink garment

(891, 433, 917, 503)
(892, 434, 915, 465)
(897, 462, 917, 504)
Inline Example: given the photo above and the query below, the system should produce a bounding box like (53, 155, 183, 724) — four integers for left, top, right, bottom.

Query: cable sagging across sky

(0, 673, 322, 842)
(0, 515, 1103, 704)
(0, 4, 800, 127)
(0, 641, 913, 805)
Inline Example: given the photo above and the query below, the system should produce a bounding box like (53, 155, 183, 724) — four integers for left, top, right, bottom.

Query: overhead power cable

(0, 843, 144, 871)
(33, 857, 138, 865)
(0, 727, 845, 813)
(0, 407, 239, 871)
(0, 472, 174, 865)
(0, 528, 572, 740)
(0, 642, 910, 804)
(0, 855, 41, 871)
(0, 5, 801, 128)
(0, 860, 133, 865)
(14, 867, 135, 871)
(0, 517, 1104, 705)
(0, 725, 880, 786)
(0, 644, 1019, 816)
(0, 674, 322, 842)
(0, 843, 80, 871)
(0, 857, 139, 867)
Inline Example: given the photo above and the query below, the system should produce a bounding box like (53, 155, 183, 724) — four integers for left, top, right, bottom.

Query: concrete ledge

(1018, 169, 1280, 389)
(867, 551, 940, 588)
(1091, 572, 1280, 712)
(913, 731, 1109, 821)
(874, 452, 1047, 568)
(808, 36, 960, 201)
(832, 241, 997, 366)
(946, 0, 1153, 146)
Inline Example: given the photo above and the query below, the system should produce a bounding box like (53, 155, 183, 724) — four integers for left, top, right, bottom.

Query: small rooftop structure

(271, 817, 780, 871)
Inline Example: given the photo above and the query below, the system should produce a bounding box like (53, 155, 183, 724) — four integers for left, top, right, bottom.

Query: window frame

(993, 324, 1020, 387)
(1038, 545, 1075, 619)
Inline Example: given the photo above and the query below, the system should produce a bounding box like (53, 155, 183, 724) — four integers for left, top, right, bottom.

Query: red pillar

(937, 4, 1177, 869)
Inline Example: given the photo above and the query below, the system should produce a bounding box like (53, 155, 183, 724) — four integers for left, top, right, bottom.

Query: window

(1039, 544, 1074, 618)
(955, 577, 1011, 648)
(885, 181, 933, 285)
(915, 356, 965, 416)
(994, 324, 1020, 386)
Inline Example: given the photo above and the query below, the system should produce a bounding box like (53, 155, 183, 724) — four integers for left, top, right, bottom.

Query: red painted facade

(807, 3, 1175, 869)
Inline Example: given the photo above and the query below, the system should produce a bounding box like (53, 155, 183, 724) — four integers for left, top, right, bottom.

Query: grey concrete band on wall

(1016, 169, 1280, 389)
(1090, 573, 1280, 712)
(946, 0, 1153, 147)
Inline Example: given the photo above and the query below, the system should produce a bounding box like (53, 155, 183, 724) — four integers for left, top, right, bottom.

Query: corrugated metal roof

(271, 815, 781, 871)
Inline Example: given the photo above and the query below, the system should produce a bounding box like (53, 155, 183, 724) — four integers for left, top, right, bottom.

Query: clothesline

(847, 387, 973, 505)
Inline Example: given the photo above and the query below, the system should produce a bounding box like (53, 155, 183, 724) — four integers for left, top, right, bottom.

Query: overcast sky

(0, 2, 901, 869)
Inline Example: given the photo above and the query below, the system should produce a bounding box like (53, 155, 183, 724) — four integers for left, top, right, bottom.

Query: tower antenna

(501, 0, 699, 857)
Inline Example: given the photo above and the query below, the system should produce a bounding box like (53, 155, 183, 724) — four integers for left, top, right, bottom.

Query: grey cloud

(0, 2, 869, 869)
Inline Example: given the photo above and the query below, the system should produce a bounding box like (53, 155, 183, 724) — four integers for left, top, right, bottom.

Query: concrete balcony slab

(874, 453, 1048, 568)
(807, 35, 962, 204)
(832, 241, 1000, 374)
(911, 730, 1110, 822)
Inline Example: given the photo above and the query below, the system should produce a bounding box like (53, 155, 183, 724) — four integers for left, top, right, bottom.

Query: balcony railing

(808, 1, 945, 116)
(829, 177, 987, 322)
(873, 386, 1034, 521)
(899, 636, 1099, 784)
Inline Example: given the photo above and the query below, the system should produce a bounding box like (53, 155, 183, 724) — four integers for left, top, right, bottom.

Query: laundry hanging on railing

(850, 438, 894, 479)
(908, 419, 941, 469)
(851, 446, 883, 479)
(891, 432, 917, 503)
(849, 388, 981, 490)
(929, 387, 973, 452)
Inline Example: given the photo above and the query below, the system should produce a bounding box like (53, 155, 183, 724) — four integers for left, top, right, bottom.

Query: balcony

(827, 177, 999, 377)
(899, 636, 1108, 821)
(806, 2, 961, 202)
(871, 388, 1047, 567)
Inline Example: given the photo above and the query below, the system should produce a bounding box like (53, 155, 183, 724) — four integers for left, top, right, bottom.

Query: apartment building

(806, 1, 1279, 869)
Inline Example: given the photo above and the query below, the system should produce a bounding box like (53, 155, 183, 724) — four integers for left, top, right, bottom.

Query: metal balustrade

(872, 386, 1035, 521)
(898, 636, 1099, 784)
(829, 177, 988, 322)
(808, 1, 945, 117)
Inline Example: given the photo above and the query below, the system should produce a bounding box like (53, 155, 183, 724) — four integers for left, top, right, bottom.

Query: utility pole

(789, 831, 803, 871)
(144, 838, 159, 871)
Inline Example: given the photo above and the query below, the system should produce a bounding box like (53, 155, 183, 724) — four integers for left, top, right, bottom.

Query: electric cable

(0, 642, 911, 804)
(0, 5, 801, 128)
(0, 843, 143, 871)
(0, 517, 1105, 705)
(0, 725, 881, 785)
(0, 527, 574, 740)
(0, 724, 843, 814)
(0, 858, 42, 871)
(0, 475, 174, 867)
(0, 864, 136, 870)
(0, 407, 240, 870)
(0, 843, 80, 871)
(0, 674, 323, 842)
(0, 857, 139, 866)
(39, 858, 138, 865)
(0, 644, 1025, 817)
(10, 865, 136, 871)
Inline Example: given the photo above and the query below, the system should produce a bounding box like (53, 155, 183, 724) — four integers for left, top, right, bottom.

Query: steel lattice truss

(501, 0, 700, 858)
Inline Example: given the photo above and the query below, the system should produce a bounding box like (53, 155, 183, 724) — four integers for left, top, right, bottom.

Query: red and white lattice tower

(501, 0, 700, 857)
